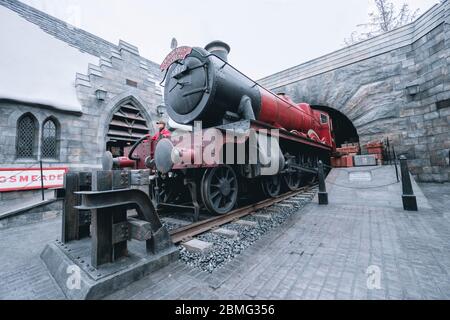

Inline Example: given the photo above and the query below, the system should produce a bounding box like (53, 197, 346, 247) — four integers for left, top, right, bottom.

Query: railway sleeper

(211, 228, 239, 239)
(234, 220, 258, 227)
(264, 208, 283, 215)
(292, 195, 315, 199)
(182, 239, 213, 253)
(283, 199, 303, 204)
(274, 203, 293, 208)
(128, 217, 153, 241)
(252, 213, 272, 221)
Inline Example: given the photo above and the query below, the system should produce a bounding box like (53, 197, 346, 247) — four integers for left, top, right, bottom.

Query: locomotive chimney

(205, 40, 231, 62)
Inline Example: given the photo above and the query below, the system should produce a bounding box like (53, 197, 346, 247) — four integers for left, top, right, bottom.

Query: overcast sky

(21, 0, 439, 79)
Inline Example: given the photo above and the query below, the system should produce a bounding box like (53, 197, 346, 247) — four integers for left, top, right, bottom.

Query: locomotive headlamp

(155, 139, 176, 174)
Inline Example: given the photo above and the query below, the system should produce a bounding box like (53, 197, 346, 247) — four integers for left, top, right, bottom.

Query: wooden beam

(128, 218, 152, 241)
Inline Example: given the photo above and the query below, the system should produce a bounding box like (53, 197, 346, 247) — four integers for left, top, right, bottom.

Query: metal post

(77, 172, 92, 239)
(393, 146, 399, 183)
(40, 160, 45, 201)
(62, 173, 80, 243)
(399, 155, 418, 211)
(91, 171, 114, 268)
(318, 160, 328, 205)
(154, 174, 161, 206)
(385, 137, 390, 164)
(185, 178, 200, 222)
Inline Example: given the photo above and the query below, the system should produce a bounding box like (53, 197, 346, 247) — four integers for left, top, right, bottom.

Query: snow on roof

(0, 5, 98, 113)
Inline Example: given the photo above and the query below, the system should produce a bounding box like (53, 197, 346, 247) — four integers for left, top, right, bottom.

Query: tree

(344, 0, 420, 46)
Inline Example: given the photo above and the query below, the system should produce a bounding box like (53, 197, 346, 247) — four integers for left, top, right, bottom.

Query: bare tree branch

(344, 0, 420, 46)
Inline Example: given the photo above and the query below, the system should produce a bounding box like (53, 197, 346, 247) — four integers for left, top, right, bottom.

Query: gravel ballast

(178, 193, 315, 273)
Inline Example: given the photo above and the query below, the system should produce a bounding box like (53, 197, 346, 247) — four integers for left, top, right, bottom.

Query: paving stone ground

(0, 166, 449, 300)
(0, 218, 64, 299)
(418, 182, 450, 215)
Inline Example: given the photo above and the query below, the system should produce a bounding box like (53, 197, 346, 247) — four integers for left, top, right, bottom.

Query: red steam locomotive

(108, 41, 336, 218)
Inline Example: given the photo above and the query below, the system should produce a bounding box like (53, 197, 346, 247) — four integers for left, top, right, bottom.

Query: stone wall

(259, 1, 450, 182)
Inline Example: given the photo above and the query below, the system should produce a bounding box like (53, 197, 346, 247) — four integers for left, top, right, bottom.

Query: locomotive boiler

(161, 41, 334, 147)
(109, 41, 335, 218)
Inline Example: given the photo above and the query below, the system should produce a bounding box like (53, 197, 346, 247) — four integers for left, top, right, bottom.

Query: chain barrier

(325, 179, 401, 190)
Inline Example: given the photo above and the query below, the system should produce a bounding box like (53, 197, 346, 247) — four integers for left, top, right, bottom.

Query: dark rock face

(259, 1, 450, 182)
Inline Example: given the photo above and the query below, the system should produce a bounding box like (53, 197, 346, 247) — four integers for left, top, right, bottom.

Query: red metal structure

(258, 92, 334, 148)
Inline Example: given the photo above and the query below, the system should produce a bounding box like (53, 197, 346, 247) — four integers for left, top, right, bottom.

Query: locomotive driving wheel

(153, 177, 185, 206)
(260, 175, 281, 198)
(201, 165, 239, 215)
(283, 172, 302, 191)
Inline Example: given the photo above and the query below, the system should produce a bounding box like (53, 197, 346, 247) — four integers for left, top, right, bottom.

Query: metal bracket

(184, 178, 201, 222)
(76, 188, 164, 232)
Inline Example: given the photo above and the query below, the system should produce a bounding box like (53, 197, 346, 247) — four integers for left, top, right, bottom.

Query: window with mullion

(41, 119, 58, 159)
(16, 115, 37, 159)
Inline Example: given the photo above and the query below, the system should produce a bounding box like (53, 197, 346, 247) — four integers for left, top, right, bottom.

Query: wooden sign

(0, 167, 68, 192)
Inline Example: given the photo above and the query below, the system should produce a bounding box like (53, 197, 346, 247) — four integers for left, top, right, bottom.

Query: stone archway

(104, 94, 155, 157)
(312, 105, 359, 148)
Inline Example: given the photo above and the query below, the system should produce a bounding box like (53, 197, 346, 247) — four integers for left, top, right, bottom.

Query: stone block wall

(259, 1, 450, 182)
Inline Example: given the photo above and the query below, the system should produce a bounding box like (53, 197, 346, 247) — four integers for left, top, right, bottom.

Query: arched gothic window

(16, 114, 37, 158)
(41, 118, 59, 159)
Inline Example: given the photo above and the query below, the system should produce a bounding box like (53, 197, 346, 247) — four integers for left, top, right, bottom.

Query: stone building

(259, 0, 450, 182)
(0, 0, 164, 206)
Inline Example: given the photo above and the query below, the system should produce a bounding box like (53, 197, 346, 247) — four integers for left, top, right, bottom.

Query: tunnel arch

(311, 105, 359, 148)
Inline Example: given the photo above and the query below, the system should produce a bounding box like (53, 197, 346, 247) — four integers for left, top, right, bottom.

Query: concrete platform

(1, 166, 449, 300)
(41, 238, 179, 300)
(323, 166, 432, 210)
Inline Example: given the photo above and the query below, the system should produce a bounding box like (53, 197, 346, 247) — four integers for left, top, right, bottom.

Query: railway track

(169, 184, 319, 244)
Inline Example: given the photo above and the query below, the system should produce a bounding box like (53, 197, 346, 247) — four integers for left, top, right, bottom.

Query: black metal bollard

(399, 155, 418, 211)
(318, 160, 328, 205)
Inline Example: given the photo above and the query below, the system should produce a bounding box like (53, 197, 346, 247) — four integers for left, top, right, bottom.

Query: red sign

(0, 167, 68, 192)
(160, 46, 192, 71)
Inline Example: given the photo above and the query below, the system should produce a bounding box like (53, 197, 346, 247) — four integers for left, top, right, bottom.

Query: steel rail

(169, 184, 318, 244)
